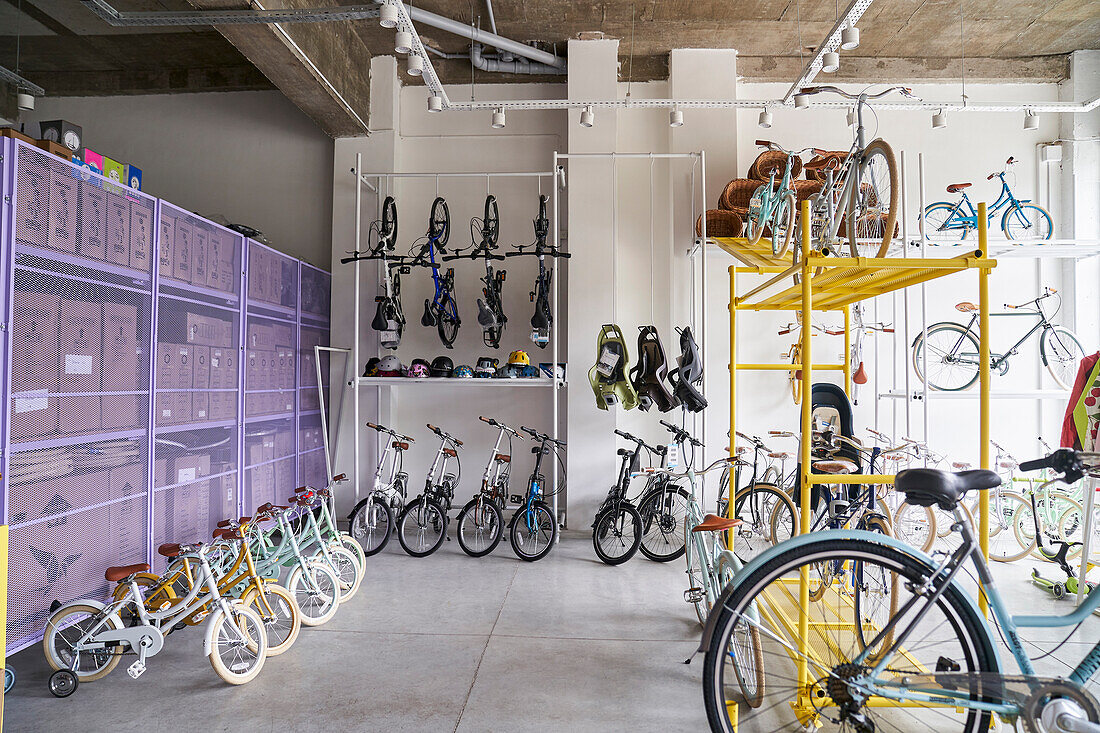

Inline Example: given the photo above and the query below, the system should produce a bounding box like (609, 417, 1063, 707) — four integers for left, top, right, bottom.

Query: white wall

(20, 91, 334, 268)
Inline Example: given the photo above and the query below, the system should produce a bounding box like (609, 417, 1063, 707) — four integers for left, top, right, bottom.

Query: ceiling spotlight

(379, 1, 398, 28)
(794, 93, 810, 109)
(758, 108, 772, 128)
(579, 105, 594, 128)
(840, 24, 860, 50)
(407, 53, 423, 76)
(932, 109, 947, 129)
(427, 94, 443, 113)
(17, 92, 35, 111)
(846, 107, 857, 127)
(669, 108, 684, 127)
(822, 51, 840, 73)
(491, 108, 506, 129)
(1024, 109, 1039, 131)
(394, 30, 413, 55)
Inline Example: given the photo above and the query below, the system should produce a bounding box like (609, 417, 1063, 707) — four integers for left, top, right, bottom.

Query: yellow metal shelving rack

(722, 201, 998, 728)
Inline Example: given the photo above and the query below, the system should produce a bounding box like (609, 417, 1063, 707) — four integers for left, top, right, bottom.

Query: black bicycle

(340, 195, 408, 349)
(445, 195, 507, 348)
(509, 426, 565, 561)
(507, 195, 569, 349)
(411, 197, 461, 348)
(396, 423, 461, 557)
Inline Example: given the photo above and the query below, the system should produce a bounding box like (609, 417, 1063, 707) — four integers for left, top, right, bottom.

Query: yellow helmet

(508, 350, 530, 367)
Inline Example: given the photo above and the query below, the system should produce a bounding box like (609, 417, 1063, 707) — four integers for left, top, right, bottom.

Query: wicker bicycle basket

(695, 209, 744, 238)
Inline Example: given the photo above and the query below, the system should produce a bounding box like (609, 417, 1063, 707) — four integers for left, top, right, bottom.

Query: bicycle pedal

(684, 588, 705, 604)
(127, 661, 146, 679)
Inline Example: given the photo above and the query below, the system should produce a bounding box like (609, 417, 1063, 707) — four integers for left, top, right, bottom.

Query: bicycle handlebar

(1019, 449, 1099, 484)
(659, 420, 703, 447)
(426, 423, 463, 446)
(522, 426, 565, 446)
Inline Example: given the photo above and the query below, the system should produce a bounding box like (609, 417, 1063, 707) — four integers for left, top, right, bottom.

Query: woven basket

(719, 178, 761, 211)
(749, 150, 803, 181)
(804, 151, 846, 182)
(696, 209, 744, 238)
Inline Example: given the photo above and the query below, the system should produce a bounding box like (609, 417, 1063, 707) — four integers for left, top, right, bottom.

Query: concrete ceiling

(1, 0, 1095, 136)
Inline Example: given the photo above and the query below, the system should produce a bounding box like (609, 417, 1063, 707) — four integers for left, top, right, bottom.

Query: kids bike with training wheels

(348, 422, 414, 556)
(410, 197, 461, 348)
(509, 426, 565, 561)
(396, 424, 462, 557)
(456, 416, 522, 557)
(922, 156, 1053, 241)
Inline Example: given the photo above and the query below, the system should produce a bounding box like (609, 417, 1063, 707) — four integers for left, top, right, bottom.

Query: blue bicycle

(509, 426, 564, 561)
(413, 196, 461, 347)
(922, 156, 1053, 241)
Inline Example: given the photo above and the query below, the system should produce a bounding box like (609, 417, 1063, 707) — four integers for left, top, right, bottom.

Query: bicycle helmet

(475, 356, 498, 378)
(430, 356, 454, 378)
(520, 365, 541, 379)
(453, 364, 474, 378)
(408, 362, 430, 378)
(377, 355, 403, 377)
(363, 357, 381, 377)
(497, 363, 521, 379)
(508, 350, 530, 367)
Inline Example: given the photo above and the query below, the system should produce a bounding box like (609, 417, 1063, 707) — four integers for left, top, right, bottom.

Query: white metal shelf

(879, 389, 1071, 401)
(357, 377, 564, 388)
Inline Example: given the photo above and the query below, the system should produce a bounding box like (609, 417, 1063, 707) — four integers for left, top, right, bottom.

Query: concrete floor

(4, 531, 1098, 733)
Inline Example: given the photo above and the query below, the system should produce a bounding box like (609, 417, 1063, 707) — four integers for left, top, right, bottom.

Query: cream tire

(242, 583, 300, 656)
(43, 603, 122, 682)
(208, 605, 268, 685)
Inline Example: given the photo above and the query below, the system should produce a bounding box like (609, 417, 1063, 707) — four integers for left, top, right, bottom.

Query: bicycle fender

(202, 607, 226, 656)
(60, 598, 126, 631)
(695, 528, 999, 673)
(347, 495, 376, 520)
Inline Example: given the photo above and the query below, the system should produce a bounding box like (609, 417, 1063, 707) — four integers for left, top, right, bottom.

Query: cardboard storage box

(102, 157, 124, 195)
(275, 429, 293, 460)
(247, 323, 275, 350)
(158, 311, 231, 347)
(129, 202, 154, 272)
(37, 120, 82, 153)
(173, 452, 211, 486)
(173, 219, 193, 283)
(15, 161, 49, 248)
(219, 238, 237, 293)
(154, 457, 168, 488)
(36, 139, 75, 162)
(78, 183, 107, 261)
(105, 195, 130, 266)
(206, 232, 223, 291)
(158, 215, 175, 279)
(101, 302, 141, 430)
(155, 343, 176, 425)
(81, 149, 105, 182)
(47, 168, 79, 253)
(123, 164, 142, 192)
(10, 290, 62, 439)
(192, 345, 211, 421)
(273, 323, 294, 349)
(58, 299, 103, 435)
(174, 345, 194, 424)
(191, 228, 208, 286)
(109, 463, 148, 565)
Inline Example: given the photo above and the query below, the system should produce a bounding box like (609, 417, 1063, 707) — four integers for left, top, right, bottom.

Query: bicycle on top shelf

(746, 141, 812, 256)
(911, 287, 1085, 391)
(506, 195, 570, 349)
(922, 156, 1053, 242)
(340, 195, 408, 349)
(796, 85, 914, 260)
(443, 194, 507, 348)
(409, 197, 461, 348)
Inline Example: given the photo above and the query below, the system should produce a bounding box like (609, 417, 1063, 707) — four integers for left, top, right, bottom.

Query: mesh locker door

(298, 265, 331, 493)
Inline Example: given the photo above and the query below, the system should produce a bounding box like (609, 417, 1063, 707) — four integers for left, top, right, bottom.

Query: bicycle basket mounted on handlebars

(589, 324, 640, 411)
(794, 382, 863, 511)
(629, 326, 680, 413)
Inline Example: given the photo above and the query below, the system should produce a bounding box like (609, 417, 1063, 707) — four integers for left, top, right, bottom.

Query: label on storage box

(65, 354, 95, 375)
(13, 390, 49, 414)
(177, 467, 197, 484)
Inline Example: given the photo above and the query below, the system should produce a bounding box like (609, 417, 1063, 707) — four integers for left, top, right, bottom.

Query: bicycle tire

(717, 551, 765, 708)
(208, 605, 267, 685)
(241, 583, 300, 657)
(430, 196, 450, 246)
(790, 345, 802, 404)
(288, 561, 340, 626)
(771, 192, 796, 257)
(380, 196, 398, 248)
(984, 491, 1034, 562)
(853, 514, 898, 662)
(316, 546, 362, 602)
(893, 500, 938, 553)
(509, 500, 558, 561)
(43, 603, 123, 681)
(702, 538, 997, 733)
(912, 322, 982, 391)
(397, 497, 448, 557)
(349, 496, 393, 557)
(847, 138, 899, 258)
(744, 183, 770, 248)
(456, 497, 505, 557)
(592, 503, 643, 565)
(637, 484, 691, 562)
(1040, 326, 1084, 390)
(484, 194, 500, 245)
(1002, 202, 1052, 241)
(729, 483, 797, 561)
(921, 201, 970, 242)
(437, 291, 460, 348)
(684, 523, 709, 625)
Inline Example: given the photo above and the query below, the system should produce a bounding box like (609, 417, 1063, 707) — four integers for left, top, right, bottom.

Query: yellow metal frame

(724, 200, 997, 726)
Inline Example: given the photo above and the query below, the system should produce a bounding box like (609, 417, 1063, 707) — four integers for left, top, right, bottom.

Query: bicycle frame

(930, 173, 1031, 233)
(936, 304, 1057, 373)
(518, 437, 554, 532)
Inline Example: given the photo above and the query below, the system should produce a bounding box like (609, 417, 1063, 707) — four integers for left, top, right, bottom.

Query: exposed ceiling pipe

(482, 0, 513, 61)
(469, 44, 565, 75)
(80, 0, 380, 25)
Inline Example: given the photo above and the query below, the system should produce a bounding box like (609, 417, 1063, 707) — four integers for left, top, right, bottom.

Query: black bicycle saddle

(629, 326, 680, 413)
(894, 468, 1001, 511)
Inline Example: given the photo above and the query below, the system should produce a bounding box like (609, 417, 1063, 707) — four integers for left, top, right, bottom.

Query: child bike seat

(588, 324, 640, 411)
(629, 326, 680, 413)
(666, 327, 707, 413)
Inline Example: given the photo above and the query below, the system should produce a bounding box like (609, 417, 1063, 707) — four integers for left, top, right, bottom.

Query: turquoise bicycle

(922, 156, 1053, 241)
(745, 141, 805, 256)
(701, 449, 1100, 732)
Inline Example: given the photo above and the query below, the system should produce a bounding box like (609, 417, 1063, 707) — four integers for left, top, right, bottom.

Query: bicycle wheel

(892, 500, 937, 552)
(208, 605, 267, 685)
(509, 501, 557, 561)
(637, 484, 690, 562)
(1054, 497, 1087, 561)
(847, 139, 899, 258)
(430, 196, 450, 246)
(315, 546, 362, 602)
(717, 552, 766, 708)
(349, 497, 392, 557)
(456, 497, 505, 557)
(436, 292, 460, 348)
(43, 603, 122, 681)
(744, 184, 770, 247)
(984, 492, 1034, 562)
(380, 196, 398, 247)
(337, 531, 368, 571)
(684, 525, 710, 625)
(771, 192, 796, 257)
(242, 583, 300, 657)
(483, 194, 499, 245)
(727, 483, 795, 560)
(702, 538, 996, 733)
(853, 514, 899, 662)
(287, 561, 340, 626)
(592, 503, 643, 565)
(1002, 202, 1052, 241)
(921, 202, 969, 242)
(397, 497, 448, 557)
(1040, 326, 1084, 390)
(790, 345, 802, 405)
(912, 323, 981, 391)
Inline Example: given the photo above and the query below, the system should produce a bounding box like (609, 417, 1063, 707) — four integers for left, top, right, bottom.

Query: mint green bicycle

(746, 141, 806, 256)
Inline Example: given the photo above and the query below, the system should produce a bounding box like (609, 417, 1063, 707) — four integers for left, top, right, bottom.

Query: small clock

(38, 120, 83, 152)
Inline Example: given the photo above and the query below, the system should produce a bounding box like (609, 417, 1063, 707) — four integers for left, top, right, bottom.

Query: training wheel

(48, 669, 78, 698)
(3, 666, 14, 693)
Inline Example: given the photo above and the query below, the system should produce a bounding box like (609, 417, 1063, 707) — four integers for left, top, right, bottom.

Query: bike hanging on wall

(340, 195, 408, 349)
(922, 157, 1054, 241)
(410, 197, 461, 348)
(507, 195, 570, 349)
(444, 194, 507, 348)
